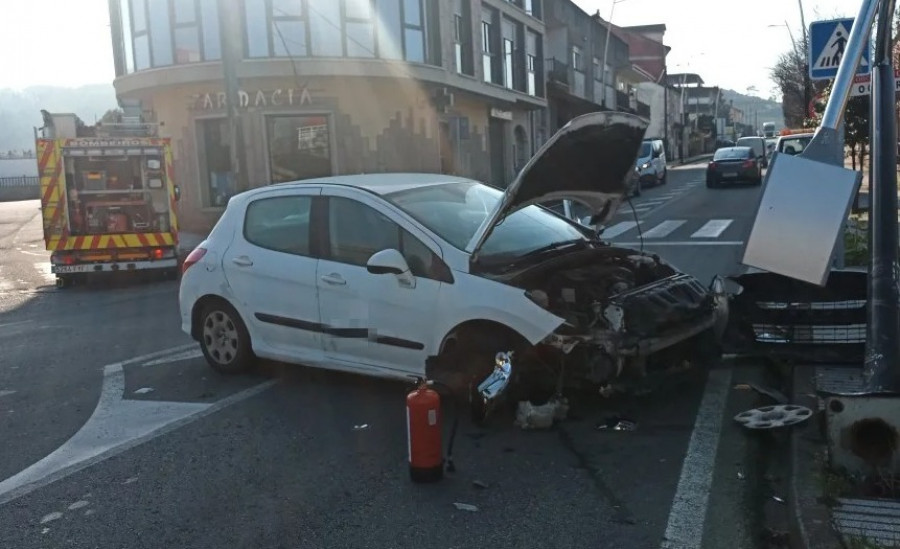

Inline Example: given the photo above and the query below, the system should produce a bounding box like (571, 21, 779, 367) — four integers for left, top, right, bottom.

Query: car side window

(327, 197, 450, 281)
(243, 195, 312, 256)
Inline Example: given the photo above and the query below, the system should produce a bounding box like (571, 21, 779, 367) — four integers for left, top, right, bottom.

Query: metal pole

(218, 0, 249, 194)
(599, 2, 617, 107)
(865, 0, 900, 393)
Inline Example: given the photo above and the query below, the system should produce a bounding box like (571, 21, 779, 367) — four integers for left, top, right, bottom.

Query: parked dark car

(706, 147, 763, 188)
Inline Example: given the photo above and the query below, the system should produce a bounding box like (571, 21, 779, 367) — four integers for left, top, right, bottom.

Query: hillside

(720, 89, 785, 132)
(0, 84, 117, 152)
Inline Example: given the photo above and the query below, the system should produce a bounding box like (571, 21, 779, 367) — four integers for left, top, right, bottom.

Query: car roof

(715, 146, 753, 153)
(736, 136, 762, 141)
(245, 173, 479, 197)
(778, 133, 814, 139)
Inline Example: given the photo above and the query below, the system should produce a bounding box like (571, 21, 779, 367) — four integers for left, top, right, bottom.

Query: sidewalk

(677, 153, 713, 166)
(789, 365, 900, 548)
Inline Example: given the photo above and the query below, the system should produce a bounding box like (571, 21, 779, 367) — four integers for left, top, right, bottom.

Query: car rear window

(713, 147, 752, 160)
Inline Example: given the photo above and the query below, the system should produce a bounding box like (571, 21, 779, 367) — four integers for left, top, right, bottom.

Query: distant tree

(807, 80, 869, 170)
(770, 32, 829, 128)
(100, 108, 124, 124)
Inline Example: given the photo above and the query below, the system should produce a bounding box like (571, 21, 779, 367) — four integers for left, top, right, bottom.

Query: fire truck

(35, 111, 181, 288)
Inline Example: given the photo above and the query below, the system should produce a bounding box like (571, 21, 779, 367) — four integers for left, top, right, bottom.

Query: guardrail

(0, 176, 39, 188)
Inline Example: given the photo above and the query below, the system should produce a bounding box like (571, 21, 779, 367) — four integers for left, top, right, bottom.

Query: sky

(0, 0, 859, 96)
(574, 0, 855, 97)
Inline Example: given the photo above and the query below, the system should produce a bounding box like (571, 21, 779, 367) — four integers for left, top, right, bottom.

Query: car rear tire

(199, 301, 255, 374)
(706, 178, 717, 189)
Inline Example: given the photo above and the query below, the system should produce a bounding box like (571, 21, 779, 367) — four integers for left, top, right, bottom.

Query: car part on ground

(722, 270, 867, 364)
(734, 404, 813, 429)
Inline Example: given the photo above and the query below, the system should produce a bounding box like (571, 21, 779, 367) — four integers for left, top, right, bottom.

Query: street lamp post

(599, 0, 627, 107)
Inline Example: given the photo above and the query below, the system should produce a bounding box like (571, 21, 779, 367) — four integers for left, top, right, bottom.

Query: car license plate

(722, 171, 738, 178)
(52, 264, 92, 274)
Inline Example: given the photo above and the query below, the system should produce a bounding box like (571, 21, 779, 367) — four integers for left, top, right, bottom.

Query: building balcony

(637, 101, 651, 118)
(546, 58, 570, 88)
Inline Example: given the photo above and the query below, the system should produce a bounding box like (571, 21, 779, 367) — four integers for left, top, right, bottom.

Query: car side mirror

(366, 248, 409, 275)
(173, 185, 181, 201)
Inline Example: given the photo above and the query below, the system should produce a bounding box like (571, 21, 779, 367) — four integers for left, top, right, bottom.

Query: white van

(736, 136, 769, 168)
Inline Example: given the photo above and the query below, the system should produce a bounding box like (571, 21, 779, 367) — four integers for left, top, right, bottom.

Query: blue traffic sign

(808, 18, 869, 81)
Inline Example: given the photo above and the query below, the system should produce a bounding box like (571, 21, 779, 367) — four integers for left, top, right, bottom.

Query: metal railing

(545, 58, 570, 87)
(0, 176, 40, 188)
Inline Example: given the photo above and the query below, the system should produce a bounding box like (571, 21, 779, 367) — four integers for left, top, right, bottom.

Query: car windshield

(385, 181, 588, 260)
(714, 147, 752, 160)
(638, 142, 652, 157)
(780, 136, 812, 154)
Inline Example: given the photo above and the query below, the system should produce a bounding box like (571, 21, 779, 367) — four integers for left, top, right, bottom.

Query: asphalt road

(0, 171, 776, 549)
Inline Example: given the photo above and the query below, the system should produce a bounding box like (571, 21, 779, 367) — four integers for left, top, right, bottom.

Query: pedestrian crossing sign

(809, 18, 869, 81)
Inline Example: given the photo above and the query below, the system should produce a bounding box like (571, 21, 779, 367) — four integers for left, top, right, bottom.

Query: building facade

(107, 0, 548, 232)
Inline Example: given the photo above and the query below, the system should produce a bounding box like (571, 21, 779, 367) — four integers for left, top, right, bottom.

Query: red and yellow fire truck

(35, 112, 180, 288)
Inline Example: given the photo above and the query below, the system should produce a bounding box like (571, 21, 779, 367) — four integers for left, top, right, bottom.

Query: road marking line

(614, 240, 744, 247)
(142, 348, 203, 367)
(641, 220, 686, 238)
(660, 368, 734, 549)
(691, 219, 734, 239)
(601, 221, 638, 238)
(0, 344, 274, 506)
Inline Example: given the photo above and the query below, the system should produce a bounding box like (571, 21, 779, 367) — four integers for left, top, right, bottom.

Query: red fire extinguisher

(406, 378, 457, 483)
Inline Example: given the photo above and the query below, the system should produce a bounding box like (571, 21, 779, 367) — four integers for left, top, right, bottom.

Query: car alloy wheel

(199, 302, 254, 374)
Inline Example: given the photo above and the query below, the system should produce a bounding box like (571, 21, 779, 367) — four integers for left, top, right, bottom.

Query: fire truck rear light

(152, 248, 164, 260)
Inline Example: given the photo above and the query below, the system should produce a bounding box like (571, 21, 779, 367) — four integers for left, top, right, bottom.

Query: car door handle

(231, 256, 253, 267)
(320, 273, 346, 286)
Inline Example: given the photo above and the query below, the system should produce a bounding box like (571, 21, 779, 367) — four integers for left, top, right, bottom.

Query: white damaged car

(178, 112, 728, 414)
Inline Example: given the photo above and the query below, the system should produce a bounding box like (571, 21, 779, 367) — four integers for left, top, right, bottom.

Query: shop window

(197, 118, 235, 208)
(244, 196, 312, 256)
(265, 115, 333, 184)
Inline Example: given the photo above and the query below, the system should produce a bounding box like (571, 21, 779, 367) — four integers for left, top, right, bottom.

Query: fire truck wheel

(199, 301, 254, 374)
(56, 275, 75, 289)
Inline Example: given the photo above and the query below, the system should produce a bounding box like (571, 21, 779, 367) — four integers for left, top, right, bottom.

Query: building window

(173, 0, 201, 63)
(503, 38, 514, 89)
(199, 0, 221, 60)
(526, 30, 538, 96)
(345, 0, 376, 57)
(310, 1, 342, 56)
(481, 20, 494, 83)
(402, 0, 425, 63)
(452, 0, 473, 76)
(524, 0, 533, 15)
(571, 45, 582, 72)
(197, 118, 235, 209)
(265, 115, 333, 184)
(131, 0, 151, 70)
(119, 0, 136, 73)
(148, 0, 174, 66)
(272, 0, 308, 56)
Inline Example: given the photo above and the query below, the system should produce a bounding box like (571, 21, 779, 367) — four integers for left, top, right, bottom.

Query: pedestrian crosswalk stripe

(691, 219, 733, 238)
(601, 221, 638, 238)
(642, 220, 685, 238)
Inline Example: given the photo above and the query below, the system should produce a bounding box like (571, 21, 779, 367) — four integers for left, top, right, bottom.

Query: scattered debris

(84, 509, 96, 517)
(734, 404, 813, 429)
(737, 470, 746, 480)
(0, 390, 16, 398)
(733, 382, 789, 404)
(514, 397, 569, 430)
(41, 528, 50, 535)
(596, 416, 638, 432)
(123, 476, 139, 485)
(67, 500, 89, 511)
(39, 512, 62, 524)
(352, 424, 369, 431)
(453, 502, 479, 512)
(772, 495, 786, 504)
(133, 387, 154, 395)
(472, 480, 490, 489)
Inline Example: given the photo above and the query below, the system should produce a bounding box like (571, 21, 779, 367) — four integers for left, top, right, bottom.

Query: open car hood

(465, 111, 649, 258)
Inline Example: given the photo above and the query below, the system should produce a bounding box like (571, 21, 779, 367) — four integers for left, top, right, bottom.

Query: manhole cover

(734, 404, 813, 429)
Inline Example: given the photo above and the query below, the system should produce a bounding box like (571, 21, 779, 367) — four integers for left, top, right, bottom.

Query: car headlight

(640, 162, 650, 170)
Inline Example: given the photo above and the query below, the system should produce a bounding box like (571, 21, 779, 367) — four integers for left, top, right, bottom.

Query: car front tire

(199, 300, 255, 374)
(660, 168, 668, 185)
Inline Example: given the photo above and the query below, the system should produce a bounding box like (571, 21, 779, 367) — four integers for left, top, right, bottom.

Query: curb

(788, 364, 845, 549)
(678, 154, 714, 166)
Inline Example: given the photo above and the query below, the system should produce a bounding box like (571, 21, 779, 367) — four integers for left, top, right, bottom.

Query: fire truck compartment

(64, 153, 173, 235)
